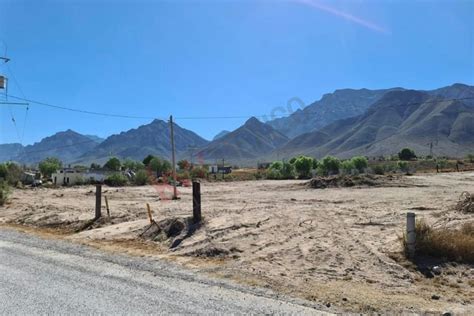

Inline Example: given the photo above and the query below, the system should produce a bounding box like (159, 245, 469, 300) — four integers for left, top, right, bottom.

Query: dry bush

(404, 220, 474, 263)
(455, 192, 474, 213)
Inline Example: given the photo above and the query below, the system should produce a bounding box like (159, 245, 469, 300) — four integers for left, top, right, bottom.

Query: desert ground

(1, 172, 473, 314)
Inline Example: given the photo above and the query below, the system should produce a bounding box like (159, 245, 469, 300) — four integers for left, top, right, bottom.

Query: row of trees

(267, 155, 370, 180)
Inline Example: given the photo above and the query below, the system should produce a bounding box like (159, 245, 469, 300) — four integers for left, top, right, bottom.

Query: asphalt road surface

(0, 228, 327, 314)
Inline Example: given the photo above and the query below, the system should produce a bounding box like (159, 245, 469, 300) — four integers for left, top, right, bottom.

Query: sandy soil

(1, 172, 473, 314)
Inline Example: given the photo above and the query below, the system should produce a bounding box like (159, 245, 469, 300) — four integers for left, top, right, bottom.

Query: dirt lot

(1, 172, 473, 314)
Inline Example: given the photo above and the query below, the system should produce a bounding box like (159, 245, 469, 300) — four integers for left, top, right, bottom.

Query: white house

(52, 168, 84, 185)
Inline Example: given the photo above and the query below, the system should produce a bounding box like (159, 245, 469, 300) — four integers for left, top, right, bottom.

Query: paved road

(0, 228, 327, 314)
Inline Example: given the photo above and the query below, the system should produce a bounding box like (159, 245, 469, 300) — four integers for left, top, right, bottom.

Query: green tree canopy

(142, 154, 156, 166)
(39, 157, 62, 177)
(269, 161, 283, 171)
(350, 156, 368, 173)
(123, 159, 145, 171)
(398, 148, 417, 161)
(293, 156, 314, 178)
(320, 156, 341, 175)
(104, 157, 121, 171)
(281, 161, 296, 179)
(149, 157, 172, 175)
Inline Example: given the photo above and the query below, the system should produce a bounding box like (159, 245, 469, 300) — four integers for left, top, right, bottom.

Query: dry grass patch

(405, 220, 474, 263)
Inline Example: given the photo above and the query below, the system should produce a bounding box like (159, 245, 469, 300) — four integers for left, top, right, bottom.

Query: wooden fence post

(406, 212, 416, 258)
(95, 184, 102, 220)
(104, 196, 110, 218)
(146, 203, 153, 224)
(192, 181, 201, 223)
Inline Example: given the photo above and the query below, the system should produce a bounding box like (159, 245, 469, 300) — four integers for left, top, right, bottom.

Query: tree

(143, 154, 156, 166)
(398, 148, 416, 161)
(341, 160, 355, 174)
(39, 157, 62, 178)
(104, 157, 121, 171)
(320, 156, 341, 175)
(466, 154, 474, 163)
(281, 161, 296, 179)
(90, 163, 101, 170)
(149, 157, 172, 176)
(5, 162, 23, 185)
(293, 156, 313, 178)
(350, 156, 368, 173)
(123, 159, 144, 171)
(269, 161, 283, 171)
(177, 159, 191, 170)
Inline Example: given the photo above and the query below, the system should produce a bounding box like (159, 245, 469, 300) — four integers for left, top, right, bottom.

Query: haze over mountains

(1, 83, 473, 165)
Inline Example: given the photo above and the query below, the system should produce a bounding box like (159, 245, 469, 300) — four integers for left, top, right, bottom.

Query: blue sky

(0, 0, 473, 145)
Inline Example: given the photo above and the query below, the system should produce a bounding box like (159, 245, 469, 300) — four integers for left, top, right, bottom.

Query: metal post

(95, 184, 102, 220)
(406, 212, 416, 258)
(169, 115, 177, 199)
(192, 181, 201, 223)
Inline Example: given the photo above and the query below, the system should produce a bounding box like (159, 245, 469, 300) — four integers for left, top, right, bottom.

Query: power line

(6, 94, 160, 120)
(6, 63, 29, 144)
(4, 93, 474, 122)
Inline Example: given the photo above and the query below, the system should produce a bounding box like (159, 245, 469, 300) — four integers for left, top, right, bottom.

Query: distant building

(209, 165, 232, 174)
(52, 168, 107, 185)
(52, 168, 83, 185)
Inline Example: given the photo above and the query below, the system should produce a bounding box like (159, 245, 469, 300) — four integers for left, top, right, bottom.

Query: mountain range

(1, 83, 473, 166)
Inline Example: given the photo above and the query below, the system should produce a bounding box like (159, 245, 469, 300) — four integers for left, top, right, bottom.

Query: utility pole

(169, 115, 178, 199)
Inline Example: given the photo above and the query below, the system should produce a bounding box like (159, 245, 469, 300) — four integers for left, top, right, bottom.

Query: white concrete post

(406, 212, 416, 258)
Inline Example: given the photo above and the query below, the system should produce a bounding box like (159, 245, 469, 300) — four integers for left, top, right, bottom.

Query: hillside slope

(197, 117, 289, 161)
(277, 90, 474, 158)
(79, 119, 209, 163)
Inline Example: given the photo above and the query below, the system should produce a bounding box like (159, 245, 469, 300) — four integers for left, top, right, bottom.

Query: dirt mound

(455, 192, 474, 213)
(307, 174, 404, 189)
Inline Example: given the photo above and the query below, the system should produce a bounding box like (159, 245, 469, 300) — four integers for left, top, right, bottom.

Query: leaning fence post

(104, 195, 110, 218)
(95, 184, 102, 220)
(146, 203, 153, 224)
(406, 212, 416, 258)
(192, 181, 201, 223)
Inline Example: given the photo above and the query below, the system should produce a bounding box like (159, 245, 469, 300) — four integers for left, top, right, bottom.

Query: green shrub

(281, 161, 296, 179)
(269, 161, 283, 171)
(373, 165, 385, 175)
(398, 161, 410, 174)
(134, 170, 149, 185)
(341, 160, 355, 174)
(0, 163, 7, 180)
(266, 168, 282, 180)
(190, 166, 208, 179)
(293, 156, 314, 179)
(0, 180, 10, 206)
(351, 156, 368, 173)
(5, 162, 23, 186)
(320, 156, 341, 175)
(105, 173, 128, 186)
(466, 154, 474, 163)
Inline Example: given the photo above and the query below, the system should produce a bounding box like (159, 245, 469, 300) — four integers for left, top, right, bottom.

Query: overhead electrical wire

(5, 94, 474, 122)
